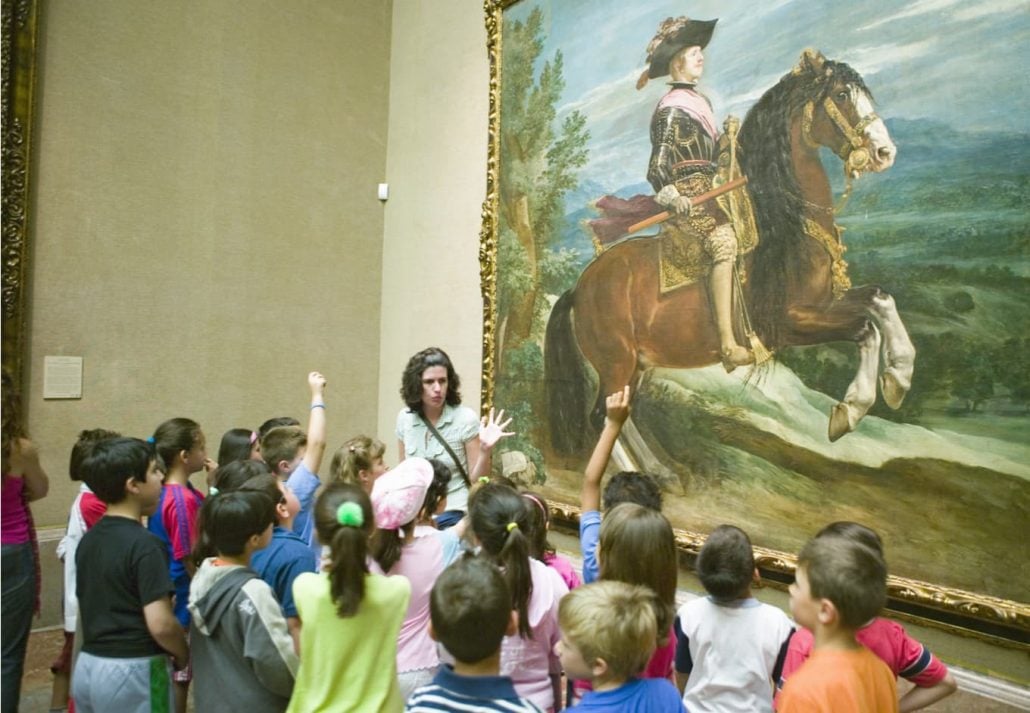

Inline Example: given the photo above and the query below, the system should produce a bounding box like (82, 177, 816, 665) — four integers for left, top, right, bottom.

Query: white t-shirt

(675, 596, 794, 713)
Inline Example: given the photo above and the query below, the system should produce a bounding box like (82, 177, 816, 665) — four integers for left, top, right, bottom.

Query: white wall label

(43, 356, 83, 399)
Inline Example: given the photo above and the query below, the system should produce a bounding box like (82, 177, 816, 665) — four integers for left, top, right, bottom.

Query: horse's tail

(545, 290, 591, 455)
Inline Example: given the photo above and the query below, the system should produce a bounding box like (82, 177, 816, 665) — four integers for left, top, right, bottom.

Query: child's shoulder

(370, 571, 412, 600)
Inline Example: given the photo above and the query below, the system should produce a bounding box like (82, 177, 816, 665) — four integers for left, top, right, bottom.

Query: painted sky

(504, 0, 1029, 191)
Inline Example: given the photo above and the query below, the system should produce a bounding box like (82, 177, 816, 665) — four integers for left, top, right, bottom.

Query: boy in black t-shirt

(72, 438, 188, 713)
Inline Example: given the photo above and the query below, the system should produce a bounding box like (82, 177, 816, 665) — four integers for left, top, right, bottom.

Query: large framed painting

(480, 0, 1028, 645)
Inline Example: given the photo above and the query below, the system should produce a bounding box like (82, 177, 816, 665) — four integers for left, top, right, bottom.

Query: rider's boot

(710, 260, 753, 371)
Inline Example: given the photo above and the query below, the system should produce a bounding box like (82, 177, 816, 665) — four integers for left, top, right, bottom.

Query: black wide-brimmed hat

(638, 17, 717, 89)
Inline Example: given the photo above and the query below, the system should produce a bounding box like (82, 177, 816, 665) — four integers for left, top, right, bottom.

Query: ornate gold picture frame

(480, 0, 1028, 649)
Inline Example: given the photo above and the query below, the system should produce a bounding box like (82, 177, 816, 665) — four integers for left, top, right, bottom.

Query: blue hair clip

(146, 436, 156, 444)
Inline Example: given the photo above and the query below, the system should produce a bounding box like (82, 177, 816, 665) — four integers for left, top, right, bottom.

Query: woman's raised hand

(479, 408, 515, 450)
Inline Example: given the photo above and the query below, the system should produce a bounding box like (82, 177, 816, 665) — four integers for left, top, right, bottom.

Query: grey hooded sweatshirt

(188, 558, 299, 713)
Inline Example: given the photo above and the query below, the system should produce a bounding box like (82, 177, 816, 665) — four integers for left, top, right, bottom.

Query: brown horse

(545, 50, 914, 457)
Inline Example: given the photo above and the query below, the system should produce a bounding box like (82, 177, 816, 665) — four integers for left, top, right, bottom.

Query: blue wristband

(310, 403, 325, 410)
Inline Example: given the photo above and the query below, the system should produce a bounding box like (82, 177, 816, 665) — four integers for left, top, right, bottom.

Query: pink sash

(657, 87, 720, 141)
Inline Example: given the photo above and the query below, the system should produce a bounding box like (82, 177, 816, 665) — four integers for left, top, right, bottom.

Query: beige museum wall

(375, 0, 489, 449)
(26, 0, 393, 526)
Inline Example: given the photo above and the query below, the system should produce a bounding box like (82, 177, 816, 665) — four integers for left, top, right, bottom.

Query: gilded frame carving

(480, 0, 1028, 649)
(1, 0, 38, 383)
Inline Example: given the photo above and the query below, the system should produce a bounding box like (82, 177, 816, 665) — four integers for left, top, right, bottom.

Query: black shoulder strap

(419, 414, 471, 488)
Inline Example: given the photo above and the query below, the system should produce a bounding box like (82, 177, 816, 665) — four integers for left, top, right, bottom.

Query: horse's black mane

(738, 59, 869, 348)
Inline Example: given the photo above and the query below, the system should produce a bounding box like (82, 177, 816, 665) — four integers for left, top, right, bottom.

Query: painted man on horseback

(638, 16, 752, 370)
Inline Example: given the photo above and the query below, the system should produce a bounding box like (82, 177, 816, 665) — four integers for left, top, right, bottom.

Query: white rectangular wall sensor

(378, 183, 389, 201)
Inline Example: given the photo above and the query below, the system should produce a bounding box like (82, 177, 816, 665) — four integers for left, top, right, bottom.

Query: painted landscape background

(489, 0, 1028, 604)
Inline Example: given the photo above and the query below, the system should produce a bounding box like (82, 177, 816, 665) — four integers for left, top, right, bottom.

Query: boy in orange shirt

(778, 535, 898, 713)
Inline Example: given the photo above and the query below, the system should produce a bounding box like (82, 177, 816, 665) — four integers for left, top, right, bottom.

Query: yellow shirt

(779, 646, 898, 713)
(287, 572, 411, 713)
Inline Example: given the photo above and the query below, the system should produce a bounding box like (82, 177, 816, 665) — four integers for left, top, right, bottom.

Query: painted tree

(494, 7, 590, 478)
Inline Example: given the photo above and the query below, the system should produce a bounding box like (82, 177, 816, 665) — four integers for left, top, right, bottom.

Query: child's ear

(817, 598, 838, 626)
(753, 568, 762, 586)
(591, 656, 611, 680)
(277, 460, 290, 475)
(179, 449, 190, 465)
(505, 609, 519, 637)
(124, 475, 141, 496)
(275, 499, 289, 521)
(358, 469, 370, 486)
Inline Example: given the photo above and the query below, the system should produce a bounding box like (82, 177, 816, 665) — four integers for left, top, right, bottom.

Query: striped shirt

(406, 666, 542, 712)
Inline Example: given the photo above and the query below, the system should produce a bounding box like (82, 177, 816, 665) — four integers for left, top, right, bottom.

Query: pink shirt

(1, 475, 31, 544)
(542, 551, 581, 591)
(369, 525, 444, 673)
(501, 558, 569, 711)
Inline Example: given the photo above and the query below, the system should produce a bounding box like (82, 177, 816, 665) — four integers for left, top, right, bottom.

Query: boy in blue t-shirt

(558, 581, 684, 712)
(73, 438, 188, 712)
(260, 371, 327, 561)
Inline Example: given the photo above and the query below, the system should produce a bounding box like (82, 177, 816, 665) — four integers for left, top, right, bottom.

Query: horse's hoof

(828, 403, 852, 442)
(880, 370, 908, 410)
(721, 346, 754, 372)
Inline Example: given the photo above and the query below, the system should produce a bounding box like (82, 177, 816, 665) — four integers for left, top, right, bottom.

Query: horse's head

(794, 49, 896, 177)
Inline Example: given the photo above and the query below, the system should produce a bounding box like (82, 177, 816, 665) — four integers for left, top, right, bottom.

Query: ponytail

(314, 482, 374, 618)
(371, 524, 413, 573)
(470, 483, 534, 638)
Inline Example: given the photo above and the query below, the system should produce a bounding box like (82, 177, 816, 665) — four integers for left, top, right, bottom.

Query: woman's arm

(14, 438, 48, 502)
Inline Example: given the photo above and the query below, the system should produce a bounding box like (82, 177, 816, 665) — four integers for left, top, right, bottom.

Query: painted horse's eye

(837, 90, 848, 102)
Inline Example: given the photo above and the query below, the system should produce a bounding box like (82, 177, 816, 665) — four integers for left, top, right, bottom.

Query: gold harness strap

(803, 218, 852, 300)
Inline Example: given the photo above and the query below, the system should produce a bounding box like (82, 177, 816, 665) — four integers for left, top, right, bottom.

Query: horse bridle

(802, 92, 879, 176)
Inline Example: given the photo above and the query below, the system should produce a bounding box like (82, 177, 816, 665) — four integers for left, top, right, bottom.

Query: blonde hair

(329, 435, 385, 485)
(559, 581, 657, 681)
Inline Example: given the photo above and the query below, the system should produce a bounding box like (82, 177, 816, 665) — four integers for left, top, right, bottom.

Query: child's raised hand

(479, 407, 515, 451)
(605, 386, 632, 426)
(308, 371, 326, 396)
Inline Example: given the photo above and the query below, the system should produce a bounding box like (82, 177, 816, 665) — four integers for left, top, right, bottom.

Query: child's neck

(592, 675, 630, 693)
(452, 651, 502, 678)
(216, 551, 252, 568)
(164, 464, 191, 487)
(106, 499, 144, 521)
(813, 624, 862, 652)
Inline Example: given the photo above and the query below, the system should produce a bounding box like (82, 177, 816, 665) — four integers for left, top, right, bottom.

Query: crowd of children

(4, 361, 959, 713)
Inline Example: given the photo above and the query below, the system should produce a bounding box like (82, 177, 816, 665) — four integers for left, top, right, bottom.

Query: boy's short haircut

(816, 521, 884, 557)
(798, 535, 887, 629)
(199, 491, 276, 558)
(214, 459, 274, 493)
(258, 417, 300, 441)
(697, 524, 755, 601)
(69, 428, 121, 481)
(261, 426, 307, 472)
(430, 555, 511, 664)
(80, 437, 155, 504)
(559, 580, 657, 681)
(602, 471, 662, 512)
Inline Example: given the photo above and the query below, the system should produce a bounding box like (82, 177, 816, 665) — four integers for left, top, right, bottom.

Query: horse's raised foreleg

(828, 321, 881, 441)
(868, 290, 915, 410)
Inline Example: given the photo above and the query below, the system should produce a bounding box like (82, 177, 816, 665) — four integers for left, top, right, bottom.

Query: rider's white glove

(656, 184, 692, 215)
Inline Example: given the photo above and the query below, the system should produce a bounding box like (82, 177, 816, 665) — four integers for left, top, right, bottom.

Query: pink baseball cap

(371, 457, 433, 530)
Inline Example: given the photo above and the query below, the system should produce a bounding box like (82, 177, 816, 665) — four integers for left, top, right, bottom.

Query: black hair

(816, 521, 884, 557)
(214, 459, 274, 493)
(697, 525, 755, 600)
(152, 417, 202, 468)
(371, 522, 415, 574)
(217, 428, 256, 467)
(469, 483, 533, 638)
(314, 482, 374, 618)
(400, 347, 462, 414)
(602, 470, 663, 512)
(521, 491, 555, 561)
(69, 429, 121, 482)
(258, 416, 300, 441)
(430, 554, 512, 664)
(421, 458, 452, 518)
(80, 437, 155, 504)
(192, 490, 276, 563)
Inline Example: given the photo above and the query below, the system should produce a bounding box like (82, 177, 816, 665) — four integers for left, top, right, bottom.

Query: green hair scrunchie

(336, 501, 364, 528)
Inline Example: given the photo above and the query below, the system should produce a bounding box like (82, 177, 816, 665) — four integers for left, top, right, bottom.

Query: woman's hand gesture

(479, 408, 514, 451)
